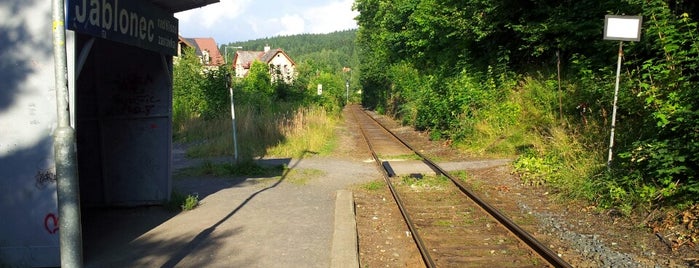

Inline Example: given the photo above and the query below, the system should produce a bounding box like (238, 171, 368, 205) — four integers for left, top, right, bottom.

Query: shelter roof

(148, 0, 219, 13)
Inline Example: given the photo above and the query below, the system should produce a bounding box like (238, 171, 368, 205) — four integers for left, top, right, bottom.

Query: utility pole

(52, 0, 83, 266)
(225, 46, 242, 163)
(342, 67, 351, 104)
(607, 41, 623, 168)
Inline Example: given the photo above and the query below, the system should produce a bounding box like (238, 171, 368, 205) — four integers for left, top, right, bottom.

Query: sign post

(230, 86, 239, 163)
(603, 15, 642, 169)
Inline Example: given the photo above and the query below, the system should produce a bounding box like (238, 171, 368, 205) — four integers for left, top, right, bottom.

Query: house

(177, 36, 224, 69)
(177, 36, 196, 58)
(232, 45, 296, 83)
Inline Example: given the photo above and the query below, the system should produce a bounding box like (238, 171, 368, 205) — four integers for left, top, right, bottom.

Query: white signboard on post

(604, 15, 643, 42)
(603, 14, 642, 168)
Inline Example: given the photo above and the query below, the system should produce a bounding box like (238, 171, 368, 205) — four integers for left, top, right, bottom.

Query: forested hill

(220, 29, 357, 65)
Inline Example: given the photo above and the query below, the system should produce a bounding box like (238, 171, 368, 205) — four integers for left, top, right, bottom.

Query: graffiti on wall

(35, 169, 56, 189)
(38, 168, 59, 235)
(28, 103, 41, 126)
(110, 74, 161, 116)
(44, 213, 59, 234)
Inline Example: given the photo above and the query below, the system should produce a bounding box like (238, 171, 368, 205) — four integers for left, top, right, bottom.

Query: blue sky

(175, 0, 358, 45)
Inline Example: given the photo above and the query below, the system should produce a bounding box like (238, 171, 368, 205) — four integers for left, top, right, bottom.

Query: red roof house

(232, 45, 296, 83)
(177, 36, 224, 68)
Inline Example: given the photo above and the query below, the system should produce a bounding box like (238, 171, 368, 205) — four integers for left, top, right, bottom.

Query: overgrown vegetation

(173, 33, 351, 163)
(166, 192, 199, 212)
(354, 0, 698, 213)
(361, 180, 385, 191)
(400, 175, 452, 190)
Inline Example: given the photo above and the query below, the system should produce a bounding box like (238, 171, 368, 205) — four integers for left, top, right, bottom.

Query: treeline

(221, 29, 358, 70)
(355, 0, 698, 211)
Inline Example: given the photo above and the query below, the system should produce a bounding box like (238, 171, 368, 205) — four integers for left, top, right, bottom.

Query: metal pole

(607, 41, 623, 169)
(52, 0, 83, 266)
(230, 87, 239, 163)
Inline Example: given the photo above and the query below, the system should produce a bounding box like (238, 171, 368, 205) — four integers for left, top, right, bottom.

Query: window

(202, 50, 210, 65)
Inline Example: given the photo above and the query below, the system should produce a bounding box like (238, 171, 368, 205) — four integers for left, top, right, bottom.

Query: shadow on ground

(82, 154, 310, 267)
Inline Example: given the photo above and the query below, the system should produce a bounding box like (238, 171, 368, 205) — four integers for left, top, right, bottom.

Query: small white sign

(604, 15, 643, 41)
(317, 84, 323, 95)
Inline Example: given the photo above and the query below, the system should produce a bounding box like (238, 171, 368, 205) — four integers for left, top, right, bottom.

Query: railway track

(349, 105, 571, 267)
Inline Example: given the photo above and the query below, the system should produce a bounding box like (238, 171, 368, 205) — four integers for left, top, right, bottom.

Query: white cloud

(175, 0, 357, 43)
(304, 0, 358, 33)
(276, 14, 306, 36)
(175, 0, 251, 30)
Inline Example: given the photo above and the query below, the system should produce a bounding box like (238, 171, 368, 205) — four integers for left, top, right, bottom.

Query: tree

(354, 0, 699, 207)
(173, 47, 205, 121)
(234, 61, 273, 110)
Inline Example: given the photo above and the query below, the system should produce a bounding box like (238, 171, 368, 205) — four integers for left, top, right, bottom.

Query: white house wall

(268, 53, 296, 83)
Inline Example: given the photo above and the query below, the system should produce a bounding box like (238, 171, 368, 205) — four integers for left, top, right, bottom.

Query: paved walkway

(84, 153, 377, 267)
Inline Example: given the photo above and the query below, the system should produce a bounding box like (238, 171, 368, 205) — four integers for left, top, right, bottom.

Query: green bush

(166, 192, 199, 212)
(173, 47, 231, 124)
(181, 194, 199, 211)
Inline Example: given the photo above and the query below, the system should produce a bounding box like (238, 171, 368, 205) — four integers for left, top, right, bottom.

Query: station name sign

(67, 0, 178, 55)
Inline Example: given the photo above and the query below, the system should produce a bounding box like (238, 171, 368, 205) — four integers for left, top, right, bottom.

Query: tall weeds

(174, 103, 337, 161)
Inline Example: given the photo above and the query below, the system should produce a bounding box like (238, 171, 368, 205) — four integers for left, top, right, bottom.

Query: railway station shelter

(0, 0, 218, 266)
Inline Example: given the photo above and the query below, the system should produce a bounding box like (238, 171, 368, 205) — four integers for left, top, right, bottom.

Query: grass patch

(399, 175, 451, 190)
(377, 153, 421, 161)
(434, 219, 453, 227)
(175, 103, 340, 160)
(451, 170, 471, 182)
(361, 180, 385, 191)
(459, 208, 476, 225)
(176, 161, 285, 178)
(450, 171, 486, 191)
(266, 107, 339, 157)
(462, 217, 475, 225)
(166, 191, 199, 212)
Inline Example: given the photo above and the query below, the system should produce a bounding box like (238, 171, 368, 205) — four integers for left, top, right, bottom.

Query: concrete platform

(83, 157, 376, 268)
(331, 190, 358, 268)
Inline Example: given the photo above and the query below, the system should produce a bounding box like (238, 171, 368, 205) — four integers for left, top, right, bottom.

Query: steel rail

(349, 107, 436, 268)
(361, 108, 572, 268)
